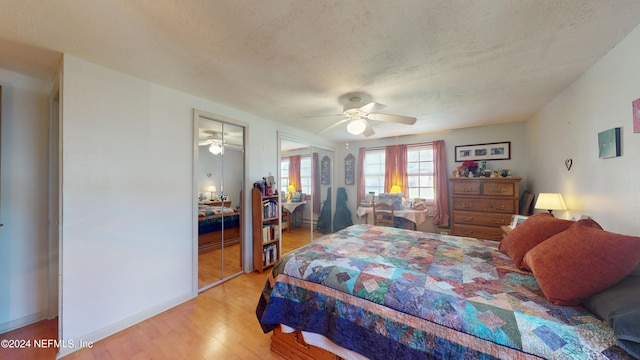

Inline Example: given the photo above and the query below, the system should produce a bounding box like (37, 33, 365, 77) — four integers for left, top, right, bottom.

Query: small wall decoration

(598, 127, 621, 159)
(321, 155, 331, 185)
(633, 98, 640, 133)
(345, 153, 355, 185)
(565, 159, 573, 171)
(454, 141, 511, 162)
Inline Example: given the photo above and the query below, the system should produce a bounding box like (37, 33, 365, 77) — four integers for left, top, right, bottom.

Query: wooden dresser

(450, 177, 521, 241)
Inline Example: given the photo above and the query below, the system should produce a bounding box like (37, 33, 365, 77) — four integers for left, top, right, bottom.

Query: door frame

(192, 109, 248, 293)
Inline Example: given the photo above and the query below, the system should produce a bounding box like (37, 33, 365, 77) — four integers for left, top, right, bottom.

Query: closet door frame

(192, 109, 247, 293)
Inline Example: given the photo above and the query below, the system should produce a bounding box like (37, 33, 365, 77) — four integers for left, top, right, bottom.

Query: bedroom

(1, 1, 640, 359)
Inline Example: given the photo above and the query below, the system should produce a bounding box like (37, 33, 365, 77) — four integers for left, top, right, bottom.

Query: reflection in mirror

(280, 138, 334, 255)
(197, 115, 244, 291)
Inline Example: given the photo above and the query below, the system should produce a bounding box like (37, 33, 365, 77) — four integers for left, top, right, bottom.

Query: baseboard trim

(57, 291, 196, 359)
(0, 310, 50, 334)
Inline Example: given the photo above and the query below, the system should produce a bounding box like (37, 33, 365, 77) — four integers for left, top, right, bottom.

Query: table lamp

(208, 185, 217, 201)
(534, 193, 566, 216)
(389, 185, 402, 194)
(287, 184, 296, 202)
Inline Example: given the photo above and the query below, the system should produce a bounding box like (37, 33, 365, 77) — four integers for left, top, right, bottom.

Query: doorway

(194, 110, 245, 291)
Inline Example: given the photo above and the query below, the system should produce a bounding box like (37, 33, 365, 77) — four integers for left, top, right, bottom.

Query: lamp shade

(534, 193, 567, 214)
(208, 185, 217, 193)
(287, 184, 296, 193)
(389, 185, 402, 194)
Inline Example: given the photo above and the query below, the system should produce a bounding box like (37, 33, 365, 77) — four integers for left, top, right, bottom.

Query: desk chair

(372, 202, 395, 227)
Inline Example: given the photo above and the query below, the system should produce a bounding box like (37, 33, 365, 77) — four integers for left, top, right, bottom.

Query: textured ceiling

(1, 0, 639, 141)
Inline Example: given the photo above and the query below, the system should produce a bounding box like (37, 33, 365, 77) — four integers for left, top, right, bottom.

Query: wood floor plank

(0, 272, 284, 360)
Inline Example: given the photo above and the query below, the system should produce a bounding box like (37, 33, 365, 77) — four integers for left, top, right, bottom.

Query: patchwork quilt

(256, 224, 634, 359)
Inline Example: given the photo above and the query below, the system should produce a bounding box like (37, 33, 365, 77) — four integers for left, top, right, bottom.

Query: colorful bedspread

(256, 225, 633, 360)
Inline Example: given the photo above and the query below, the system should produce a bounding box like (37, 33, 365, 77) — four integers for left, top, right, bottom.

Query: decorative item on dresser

(450, 176, 521, 241)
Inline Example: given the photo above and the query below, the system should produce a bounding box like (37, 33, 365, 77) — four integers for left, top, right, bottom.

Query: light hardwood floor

(0, 271, 285, 360)
(2, 227, 328, 359)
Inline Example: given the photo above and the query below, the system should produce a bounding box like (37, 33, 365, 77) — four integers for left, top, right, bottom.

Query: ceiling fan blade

(304, 113, 344, 119)
(363, 120, 375, 137)
(319, 118, 350, 134)
(369, 113, 417, 125)
(358, 101, 387, 114)
(199, 139, 215, 146)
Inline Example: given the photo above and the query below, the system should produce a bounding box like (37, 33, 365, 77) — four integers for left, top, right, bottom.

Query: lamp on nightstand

(534, 193, 567, 216)
(208, 185, 217, 201)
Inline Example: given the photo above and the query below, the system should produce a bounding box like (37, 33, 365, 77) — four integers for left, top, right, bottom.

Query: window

(299, 156, 311, 194)
(407, 145, 434, 203)
(363, 149, 386, 195)
(280, 158, 289, 194)
(362, 144, 434, 203)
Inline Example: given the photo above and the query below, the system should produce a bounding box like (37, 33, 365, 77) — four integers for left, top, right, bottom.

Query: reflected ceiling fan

(319, 96, 417, 137)
(199, 130, 227, 154)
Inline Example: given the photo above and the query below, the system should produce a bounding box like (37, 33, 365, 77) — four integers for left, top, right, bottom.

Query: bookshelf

(252, 187, 281, 272)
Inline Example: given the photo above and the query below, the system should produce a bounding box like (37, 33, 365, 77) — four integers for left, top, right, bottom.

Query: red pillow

(498, 213, 576, 269)
(523, 221, 640, 306)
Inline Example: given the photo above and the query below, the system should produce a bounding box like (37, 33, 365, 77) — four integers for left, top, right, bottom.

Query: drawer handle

(461, 230, 474, 235)
(461, 187, 474, 192)
(491, 234, 503, 239)
(490, 205, 505, 210)
(461, 217, 474, 221)
(488, 187, 506, 193)
(491, 219, 505, 225)
(460, 203, 473, 208)
(294, 332, 309, 349)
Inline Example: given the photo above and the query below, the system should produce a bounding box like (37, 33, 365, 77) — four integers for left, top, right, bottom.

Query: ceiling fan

(319, 96, 417, 137)
(199, 131, 227, 154)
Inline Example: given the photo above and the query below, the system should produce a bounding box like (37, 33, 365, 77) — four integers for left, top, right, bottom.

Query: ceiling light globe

(209, 143, 222, 154)
(347, 119, 366, 135)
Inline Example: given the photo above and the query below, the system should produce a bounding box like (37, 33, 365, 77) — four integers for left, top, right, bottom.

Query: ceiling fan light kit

(347, 118, 367, 135)
(209, 142, 224, 155)
(319, 95, 417, 137)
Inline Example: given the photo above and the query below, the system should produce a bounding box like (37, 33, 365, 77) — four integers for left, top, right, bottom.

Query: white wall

(0, 70, 52, 333)
(335, 121, 529, 231)
(527, 24, 640, 235)
(58, 55, 293, 355)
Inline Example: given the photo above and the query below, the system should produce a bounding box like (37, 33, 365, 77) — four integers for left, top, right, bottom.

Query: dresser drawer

(452, 198, 515, 213)
(481, 181, 516, 196)
(453, 224, 504, 241)
(451, 180, 481, 195)
(453, 211, 512, 227)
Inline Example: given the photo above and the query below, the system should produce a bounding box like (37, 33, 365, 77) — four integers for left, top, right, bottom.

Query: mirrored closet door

(196, 112, 245, 291)
(279, 137, 334, 255)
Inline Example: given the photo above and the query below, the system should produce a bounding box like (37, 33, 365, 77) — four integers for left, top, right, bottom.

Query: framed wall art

(321, 155, 331, 185)
(345, 153, 355, 185)
(633, 98, 640, 133)
(454, 141, 511, 162)
(598, 127, 621, 159)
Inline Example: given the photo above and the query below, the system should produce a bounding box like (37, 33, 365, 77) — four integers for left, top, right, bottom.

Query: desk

(282, 201, 306, 230)
(356, 207, 429, 230)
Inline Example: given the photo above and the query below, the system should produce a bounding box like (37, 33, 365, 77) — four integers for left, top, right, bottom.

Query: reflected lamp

(389, 185, 402, 194)
(208, 185, 217, 201)
(287, 184, 296, 202)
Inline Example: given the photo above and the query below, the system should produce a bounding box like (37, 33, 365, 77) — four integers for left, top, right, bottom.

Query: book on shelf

(262, 199, 279, 219)
(262, 244, 278, 266)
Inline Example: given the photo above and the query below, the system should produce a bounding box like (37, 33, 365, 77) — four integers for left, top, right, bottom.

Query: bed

(198, 204, 240, 253)
(256, 223, 640, 359)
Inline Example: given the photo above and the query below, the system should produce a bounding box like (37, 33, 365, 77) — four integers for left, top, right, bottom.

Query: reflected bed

(198, 205, 240, 253)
